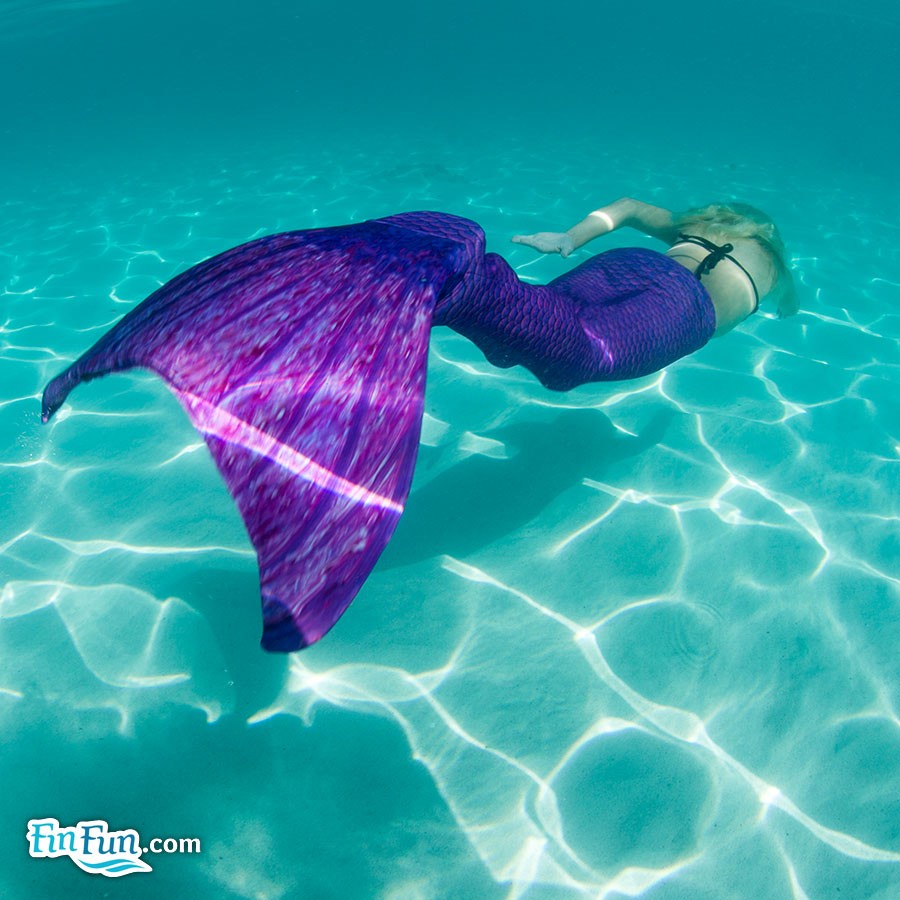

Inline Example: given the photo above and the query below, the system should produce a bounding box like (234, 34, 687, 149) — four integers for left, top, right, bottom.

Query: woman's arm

(512, 197, 679, 255)
(568, 198, 678, 247)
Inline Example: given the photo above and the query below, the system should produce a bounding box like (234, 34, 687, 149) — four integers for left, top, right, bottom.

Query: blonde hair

(673, 202, 798, 317)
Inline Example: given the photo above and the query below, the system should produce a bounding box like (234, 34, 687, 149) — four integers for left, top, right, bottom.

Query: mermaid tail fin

(42, 216, 475, 651)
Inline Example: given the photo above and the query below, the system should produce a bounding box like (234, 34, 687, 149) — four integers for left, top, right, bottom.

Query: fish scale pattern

(381, 210, 716, 390)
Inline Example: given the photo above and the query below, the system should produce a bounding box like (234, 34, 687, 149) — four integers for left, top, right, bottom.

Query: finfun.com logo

(26, 818, 200, 877)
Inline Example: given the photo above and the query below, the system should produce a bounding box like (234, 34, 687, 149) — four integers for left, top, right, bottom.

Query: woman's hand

(511, 232, 575, 258)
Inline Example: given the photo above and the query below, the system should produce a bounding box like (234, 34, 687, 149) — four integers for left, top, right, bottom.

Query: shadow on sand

(380, 405, 674, 568)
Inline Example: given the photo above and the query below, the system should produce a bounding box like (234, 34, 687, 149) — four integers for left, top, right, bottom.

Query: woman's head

(673, 202, 798, 317)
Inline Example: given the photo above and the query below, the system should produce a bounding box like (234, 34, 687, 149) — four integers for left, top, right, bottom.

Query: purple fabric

(42, 211, 714, 652)
(430, 235, 717, 390)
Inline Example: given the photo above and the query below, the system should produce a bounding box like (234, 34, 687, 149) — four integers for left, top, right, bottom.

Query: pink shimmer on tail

(175, 388, 403, 514)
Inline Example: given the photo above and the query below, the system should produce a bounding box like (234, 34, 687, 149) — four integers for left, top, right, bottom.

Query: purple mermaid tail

(42, 211, 714, 652)
(43, 215, 475, 651)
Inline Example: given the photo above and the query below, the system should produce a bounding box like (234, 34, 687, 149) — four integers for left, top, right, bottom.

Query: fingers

(511, 233, 555, 253)
(511, 234, 543, 252)
(511, 232, 574, 256)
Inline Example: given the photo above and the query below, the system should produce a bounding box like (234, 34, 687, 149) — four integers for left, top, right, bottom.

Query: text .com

(26, 818, 200, 877)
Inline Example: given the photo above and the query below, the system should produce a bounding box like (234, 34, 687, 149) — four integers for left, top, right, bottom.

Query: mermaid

(41, 197, 797, 651)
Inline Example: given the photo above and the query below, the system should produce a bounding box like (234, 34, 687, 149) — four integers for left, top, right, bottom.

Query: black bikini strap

(676, 233, 760, 313)
(678, 234, 733, 277)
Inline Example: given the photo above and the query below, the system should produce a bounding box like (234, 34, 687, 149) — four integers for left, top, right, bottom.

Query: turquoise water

(2, 1, 899, 897)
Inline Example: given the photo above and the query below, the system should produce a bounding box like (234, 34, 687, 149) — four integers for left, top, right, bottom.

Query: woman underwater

(41, 198, 797, 652)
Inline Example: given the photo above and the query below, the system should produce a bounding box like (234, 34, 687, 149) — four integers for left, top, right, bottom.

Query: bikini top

(675, 233, 760, 315)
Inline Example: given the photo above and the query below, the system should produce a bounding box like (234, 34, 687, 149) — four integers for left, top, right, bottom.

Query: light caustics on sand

(11, 169, 898, 897)
(252, 556, 900, 897)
